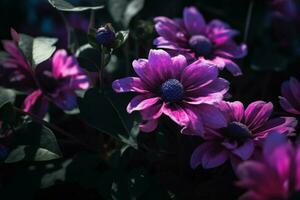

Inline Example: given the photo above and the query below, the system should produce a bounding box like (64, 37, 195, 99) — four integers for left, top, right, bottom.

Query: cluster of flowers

(112, 6, 300, 200)
(1, 5, 300, 200)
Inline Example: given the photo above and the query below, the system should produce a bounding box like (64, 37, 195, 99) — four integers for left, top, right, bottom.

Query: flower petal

(127, 95, 161, 113)
(219, 101, 244, 122)
(223, 58, 242, 76)
(254, 117, 297, 140)
(279, 96, 300, 115)
(183, 6, 206, 35)
(23, 90, 49, 118)
(52, 90, 78, 111)
(201, 143, 229, 169)
(244, 101, 273, 130)
(215, 42, 247, 59)
(232, 139, 254, 160)
(52, 49, 82, 78)
(207, 20, 239, 45)
(163, 103, 190, 126)
(139, 119, 158, 133)
(148, 49, 175, 81)
(196, 104, 227, 129)
(263, 133, 293, 180)
(140, 102, 165, 120)
(112, 77, 148, 93)
(181, 59, 219, 89)
(190, 142, 216, 169)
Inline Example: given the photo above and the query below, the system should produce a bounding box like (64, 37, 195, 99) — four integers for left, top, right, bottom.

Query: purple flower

(112, 49, 229, 133)
(190, 101, 297, 169)
(236, 133, 300, 200)
(0, 30, 91, 117)
(0, 29, 36, 92)
(153, 6, 247, 76)
(23, 49, 91, 117)
(279, 77, 300, 115)
(96, 24, 116, 48)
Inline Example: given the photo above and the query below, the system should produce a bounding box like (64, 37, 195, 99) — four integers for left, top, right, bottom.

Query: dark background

(0, 0, 300, 199)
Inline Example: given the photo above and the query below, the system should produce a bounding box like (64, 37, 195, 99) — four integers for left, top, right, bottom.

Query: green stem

(97, 46, 108, 91)
(244, 0, 254, 42)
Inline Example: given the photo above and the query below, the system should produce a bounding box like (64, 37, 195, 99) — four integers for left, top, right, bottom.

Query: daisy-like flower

(279, 77, 300, 115)
(237, 133, 300, 200)
(154, 6, 247, 76)
(0, 30, 91, 117)
(112, 49, 229, 133)
(190, 101, 297, 169)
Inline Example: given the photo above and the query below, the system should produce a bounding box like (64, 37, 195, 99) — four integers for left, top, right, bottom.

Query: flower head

(23, 49, 91, 117)
(0, 30, 91, 117)
(112, 49, 229, 133)
(190, 101, 297, 169)
(154, 6, 247, 76)
(237, 133, 300, 200)
(279, 77, 300, 115)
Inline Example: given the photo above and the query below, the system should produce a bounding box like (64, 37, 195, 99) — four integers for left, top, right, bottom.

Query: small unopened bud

(96, 23, 116, 48)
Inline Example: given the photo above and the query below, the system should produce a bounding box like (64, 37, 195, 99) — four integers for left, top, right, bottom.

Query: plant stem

(244, 0, 254, 42)
(99, 46, 106, 91)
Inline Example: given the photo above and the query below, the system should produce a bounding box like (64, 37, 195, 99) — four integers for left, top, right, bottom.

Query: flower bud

(96, 23, 116, 48)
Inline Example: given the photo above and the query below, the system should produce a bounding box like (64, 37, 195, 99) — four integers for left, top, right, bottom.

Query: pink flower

(279, 77, 300, 115)
(112, 49, 229, 133)
(237, 133, 300, 200)
(23, 50, 91, 117)
(154, 6, 247, 76)
(0, 29, 91, 117)
(0, 28, 36, 92)
(190, 101, 297, 169)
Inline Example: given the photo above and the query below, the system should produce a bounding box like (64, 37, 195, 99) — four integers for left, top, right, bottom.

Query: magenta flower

(237, 133, 300, 200)
(0, 30, 91, 117)
(154, 6, 247, 76)
(0, 28, 36, 92)
(112, 49, 229, 133)
(23, 50, 91, 117)
(279, 77, 300, 115)
(190, 101, 297, 169)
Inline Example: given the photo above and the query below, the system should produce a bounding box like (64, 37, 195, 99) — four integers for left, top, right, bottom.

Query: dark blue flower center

(289, 191, 300, 200)
(223, 121, 252, 142)
(188, 35, 212, 56)
(160, 79, 184, 102)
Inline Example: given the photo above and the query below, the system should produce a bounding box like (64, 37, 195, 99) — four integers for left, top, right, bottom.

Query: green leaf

(5, 122, 62, 163)
(108, 0, 145, 28)
(0, 88, 16, 124)
(18, 34, 58, 68)
(75, 43, 100, 72)
(48, 0, 104, 12)
(0, 87, 16, 108)
(113, 30, 130, 49)
(78, 88, 139, 148)
(32, 37, 58, 66)
(5, 146, 60, 163)
(123, 0, 145, 27)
